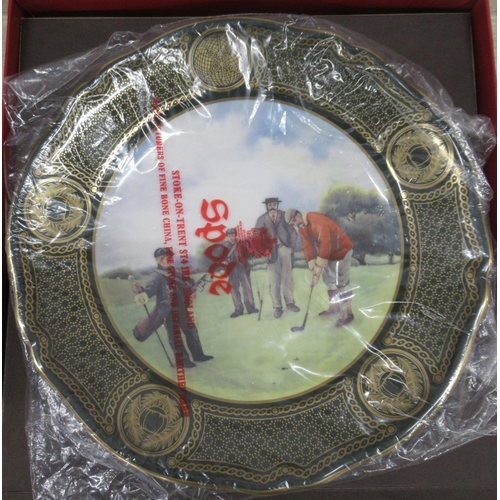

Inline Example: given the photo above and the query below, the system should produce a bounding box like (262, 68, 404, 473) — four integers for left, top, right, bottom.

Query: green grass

(100, 264, 400, 402)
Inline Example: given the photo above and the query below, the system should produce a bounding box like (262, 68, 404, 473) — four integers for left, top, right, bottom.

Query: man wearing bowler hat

(255, 197, 300, 318)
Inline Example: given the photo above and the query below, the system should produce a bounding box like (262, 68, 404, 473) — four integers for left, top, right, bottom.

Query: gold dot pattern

(33, 253, 131, 407)
(190, 394, 368, 469)
(261, 31, 425, 138)
(398, 189, 471, 363)
(35, 37, 191, 188)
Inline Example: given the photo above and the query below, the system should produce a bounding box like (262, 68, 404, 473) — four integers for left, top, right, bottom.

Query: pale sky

(95, 99, 393, 273)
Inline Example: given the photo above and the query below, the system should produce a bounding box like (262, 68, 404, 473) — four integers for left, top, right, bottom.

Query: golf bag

(133, 305, 163, 341)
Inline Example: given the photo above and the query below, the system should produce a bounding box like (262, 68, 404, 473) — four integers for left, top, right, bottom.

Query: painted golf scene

(95, 99, 402, 402)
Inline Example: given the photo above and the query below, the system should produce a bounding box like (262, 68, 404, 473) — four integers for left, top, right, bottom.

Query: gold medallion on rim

(189, 29, 251, 91)
(118, 385, 189, 456)
(386, 124, 454, 188)
(23, 178, 91, 243)
(357, 349, 430, 421)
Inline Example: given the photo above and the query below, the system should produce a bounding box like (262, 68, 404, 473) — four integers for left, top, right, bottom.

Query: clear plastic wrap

(4, 14, 496, 498)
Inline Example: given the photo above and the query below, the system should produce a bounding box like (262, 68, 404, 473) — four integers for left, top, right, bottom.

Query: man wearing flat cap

(255, 197, 300, 318)
(285, 208, 355, 327)
(133, 247, 213, 368)
(223, 228, 259, 318)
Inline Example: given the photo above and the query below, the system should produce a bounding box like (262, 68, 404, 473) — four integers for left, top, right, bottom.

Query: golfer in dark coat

(255, 197, 300, 318)
(223, 228, 259, 318)
(133, 247, 213, 368)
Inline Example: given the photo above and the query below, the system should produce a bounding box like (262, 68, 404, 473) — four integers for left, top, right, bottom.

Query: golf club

(291, 285, 314, 332)
(249, 259, 264, 321)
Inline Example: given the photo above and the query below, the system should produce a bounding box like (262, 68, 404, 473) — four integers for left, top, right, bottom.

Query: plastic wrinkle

(4, 14, 496, 499)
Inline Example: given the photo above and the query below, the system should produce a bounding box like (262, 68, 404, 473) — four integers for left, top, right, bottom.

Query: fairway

(100, 263, 401, 402)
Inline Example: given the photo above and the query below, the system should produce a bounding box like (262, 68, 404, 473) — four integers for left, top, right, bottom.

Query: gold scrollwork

(23, 178, 91, 243)
(118, 385, 189, 456)
(386, 124, 454, 188)
(358, 349, 430, 420)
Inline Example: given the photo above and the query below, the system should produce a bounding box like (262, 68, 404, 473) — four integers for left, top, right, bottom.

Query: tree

(342, 213, 400, 265)
(320, 186, 393, 221)
(318, 185, 400, 264)
(319, 186, 371, 221)
(100, 266, 142, 280)
(194, 240, 226, 274)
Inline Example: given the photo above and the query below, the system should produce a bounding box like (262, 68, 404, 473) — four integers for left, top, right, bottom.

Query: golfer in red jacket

(285, 209, 355, 327)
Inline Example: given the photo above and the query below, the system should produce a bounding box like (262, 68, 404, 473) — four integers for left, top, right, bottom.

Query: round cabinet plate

(8, 17, 492, 493)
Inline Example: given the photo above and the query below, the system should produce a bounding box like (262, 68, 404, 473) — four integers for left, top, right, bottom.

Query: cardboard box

(3, 2, 497, 499)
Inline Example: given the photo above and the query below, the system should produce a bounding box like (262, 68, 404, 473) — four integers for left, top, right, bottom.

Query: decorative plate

(8, 17, 492, 493)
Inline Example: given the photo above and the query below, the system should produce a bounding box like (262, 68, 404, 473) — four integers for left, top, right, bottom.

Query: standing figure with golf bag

(285, 209, 355, 328)
(132, 247, 213, 368)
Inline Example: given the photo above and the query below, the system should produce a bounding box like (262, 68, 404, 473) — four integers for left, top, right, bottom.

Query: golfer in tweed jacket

(255, 197, 300, 319)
